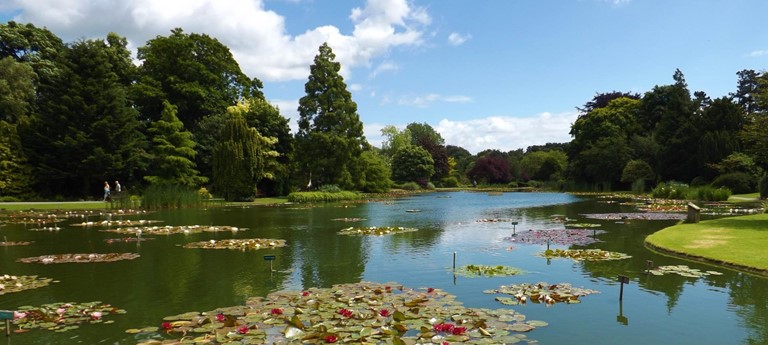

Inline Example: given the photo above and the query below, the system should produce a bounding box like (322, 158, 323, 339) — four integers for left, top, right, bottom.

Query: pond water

(1, 191, 766, 344)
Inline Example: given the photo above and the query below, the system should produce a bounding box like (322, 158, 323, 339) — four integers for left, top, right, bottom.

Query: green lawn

(645, 213, 768, 273)
(0, 201, 112, 211)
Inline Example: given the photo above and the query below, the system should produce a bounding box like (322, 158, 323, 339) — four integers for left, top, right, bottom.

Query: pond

(0, 191, 766, 344)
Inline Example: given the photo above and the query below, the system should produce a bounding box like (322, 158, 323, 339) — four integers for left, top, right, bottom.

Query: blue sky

(2, 0, 767, 153)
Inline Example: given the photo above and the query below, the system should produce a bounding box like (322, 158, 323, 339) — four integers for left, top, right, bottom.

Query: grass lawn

(0, 201, 112, 211)
(645, 213, 768, 274)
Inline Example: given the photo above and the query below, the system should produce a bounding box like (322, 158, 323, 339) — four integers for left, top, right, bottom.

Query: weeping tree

(213, 103, 277, 201)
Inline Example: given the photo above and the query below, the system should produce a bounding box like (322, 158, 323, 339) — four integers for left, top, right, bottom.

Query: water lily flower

(237, 325, 249, 334)
(90, 311, 102, 320)
(443, 342, 450, 345)
(451, 326, 467, 335)
(324, 335, 338, 343)
(14, 311, 27, 319)
(161, 321, 172, 330)
(427, 287, 435, 293)
(337, 308, 353, 318)
(379, 309, 391, 317)
(302, 291, 310, 297)
(270, 308, 283, 315)
(56, 307, 66, 315)
(216, 313, 226, 322)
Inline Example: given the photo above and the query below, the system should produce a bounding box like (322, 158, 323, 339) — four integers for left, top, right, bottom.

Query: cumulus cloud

(435, 112, 577, 154)
(398, 93, 472, 107)
(447, 32, 471, 46)
(369, 61, 399, 78)
(7, 0, 430, 82)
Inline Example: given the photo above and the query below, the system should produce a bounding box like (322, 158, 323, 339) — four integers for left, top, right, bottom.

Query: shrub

(142, 184, 203, 209)
(198, 187, 213, 199)
(759, 173, 768, 200)
(507, 181, 519, 188)
(440, 177, 459, 188)
(287, 191, 360, 203)
(319, 184, 342, 193)
(711, 172, 756, 194)
(0, 196, 20, 202)
(690, 176, 709, 187)
(686, 186, 731, 201)
(631, 179, 646, 195)
(400, 182, 420, 191)
(651, 182, 689, 199)
(425, 182, 436, 190)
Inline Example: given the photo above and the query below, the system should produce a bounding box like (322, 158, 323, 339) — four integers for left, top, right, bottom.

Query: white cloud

(398, 93, 472, 107)
(8, 0, 430, 82)
(270, 98, 300, 132)
(447, 32, 471, 46)
(747, 50, 768, 57)
(435, 112, 577, 154)
(370, 61, 399, 78)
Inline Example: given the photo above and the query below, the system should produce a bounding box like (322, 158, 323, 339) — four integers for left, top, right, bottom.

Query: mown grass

(645, 213, 768, 273)
(0, 201, 113, 211)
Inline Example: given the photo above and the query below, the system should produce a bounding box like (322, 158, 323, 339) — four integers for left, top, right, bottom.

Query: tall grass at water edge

(141, 185, 203, 209)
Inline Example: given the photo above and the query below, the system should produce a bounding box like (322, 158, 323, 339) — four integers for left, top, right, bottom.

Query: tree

(212, 103, 278, 201)
(242, 98, 294, 196)
(406, 122, 449, 179)
(352, 150, 392, 193)
(0, 57, 36, 122)
(521, 150, 567, 182)
(380, 125, 412, 161)
(468, 155, 512, 184)
(133, 28, 263, 128)
(0, 120, 32, 196)
(0, 21, 65, 84)
(621, 159, 655, 183)
(295, 43, 366, 189)
(145, 101, 205, 187)
(391, 145, 434, 184)
(18, 36, 147, 197)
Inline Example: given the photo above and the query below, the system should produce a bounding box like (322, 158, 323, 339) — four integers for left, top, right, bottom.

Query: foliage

(102, 224, 243, 236)
(145, 101, 206, 187)
(0, 274, 54, 295)
(319, 184, 342, 193)
(184, 238, 286, 250)
(213, 105, 278, 201)
(469, 155, 513, 184)
(352, 150, 392, 193)
(287, 191, 361, 203)
(141, 184, 203, 209)
(0, 56, 36, 122)
(398, 182, 421, 191)
(391, 145, 434, 183)
(379, 125, 412, 161)
(407, 123, 450, 179)
(711, 172, 756, 194)
(132, 28, 263, 128)
(197, 187, 212, 200)
(18, 253, 140, 264)
(759, 173, 768, 199)
(454, 265, 525, 278)
(521, 150, 566, 182)
(685, 185, 731, 201)
(338, 226, 418, 236)
(621, 159, 655, 183)
(651, 182, 690, 199)
(709, 152, 763, 178)
(0, 121, 32, 196)
(295, 43, 366, 190)
(487, 282, 600, 306)
(7, 301, 125, 333)
(242, 97, 294, 196)
(647, 265, 723, 278)
(439, 176, 460, 187)
(540, 248, 631, 261)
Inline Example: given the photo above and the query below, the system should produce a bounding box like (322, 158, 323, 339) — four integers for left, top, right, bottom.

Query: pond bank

(645, 213, 768, 275)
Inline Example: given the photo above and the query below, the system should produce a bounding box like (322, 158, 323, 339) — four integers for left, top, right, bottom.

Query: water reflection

(0, 192, 765, 345)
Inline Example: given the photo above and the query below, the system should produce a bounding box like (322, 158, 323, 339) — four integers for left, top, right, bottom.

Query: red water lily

(443, 342, 450, 345)
(324, 334, 338, 343)
(237, 325, 249, 334)
(433, 323, 455, 333)
(302, 291, 310, 297)
(379, 309, 391, 317)
(161, 322, 172, 331)
(337, 308, 353, 318)
(270, 308, 283, 315)
(451, 326, 467, 335)
(427, 287, 435, 293)
(215, 313, 226, 322)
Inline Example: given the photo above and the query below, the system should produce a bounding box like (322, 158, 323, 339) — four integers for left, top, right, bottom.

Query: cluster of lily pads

(184, 238, 287, 251)
(17, 253, 140, 264)
(104, 237, 154, 244)
(338, 226, 418, 236)
(128, 281, 547, 344)
(539, 249, 631, 262)
(486, 282, 600, 306)
(1, 301, 125, 333)
(101, 225, 245, 236)
(0, 240, 33, 246)
(0, 274, 55, 295)
(475, 218, 516, 223)
(507, 229, 605, 246)
(72, 219, 162, 227)
(454, 265, 525, 278)
(647, 265, 724, 278)
(581, 212, 685, 221)
(330, 218, 367, 222)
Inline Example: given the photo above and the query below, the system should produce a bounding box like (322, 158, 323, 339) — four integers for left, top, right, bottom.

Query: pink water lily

(237, 325, 249, 334)
(215, 313, 226, 322)
(14, 311, 27, 319)
(90, 311, 102, 320)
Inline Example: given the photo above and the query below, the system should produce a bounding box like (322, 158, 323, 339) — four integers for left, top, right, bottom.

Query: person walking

(115, 180, 121, 194)
(103, 181, 111, 201)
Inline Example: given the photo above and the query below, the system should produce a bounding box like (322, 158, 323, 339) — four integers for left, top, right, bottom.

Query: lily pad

(130, 282, 546, 344)
(1, 301, 125, 333)
(0, 241, 33, 246)
(507, 229, 605, 246)
(539, 249, 631, 261)
(486, 282, 600, 305)
(454, 265, 525, 278)
(647, 265, 722, 278)
(71, 219, 162, 227)
(101, 225, 246, 236)
(338, 226, 418, 236)
(184, 238, 287, 250)
(0, 274, 55, 295)
(331, 218, 367, 222)
(17, 253, 140, 264)
(581, 212, 685, 221)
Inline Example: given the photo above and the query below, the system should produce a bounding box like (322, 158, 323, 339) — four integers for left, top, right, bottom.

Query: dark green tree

(295, 43, 366, 189)
(145, 101, 205, 187)
(242, 98, 293, 196)
(351, 150, 392, 193)
(0, 57, 36, 122)
(0, 120, 32, 196)
(0, 21, 65, 84)
(391, 145, 434, 184)
(621, 159, 655, 183)
(212, 103, 277, 201)
(406, 122, 449, 180)
(19, 36, 147, 197)
(133, 28, 263, 128)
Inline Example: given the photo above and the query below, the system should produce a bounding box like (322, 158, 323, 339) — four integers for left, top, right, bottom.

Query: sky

(2, 0, 768, 154)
